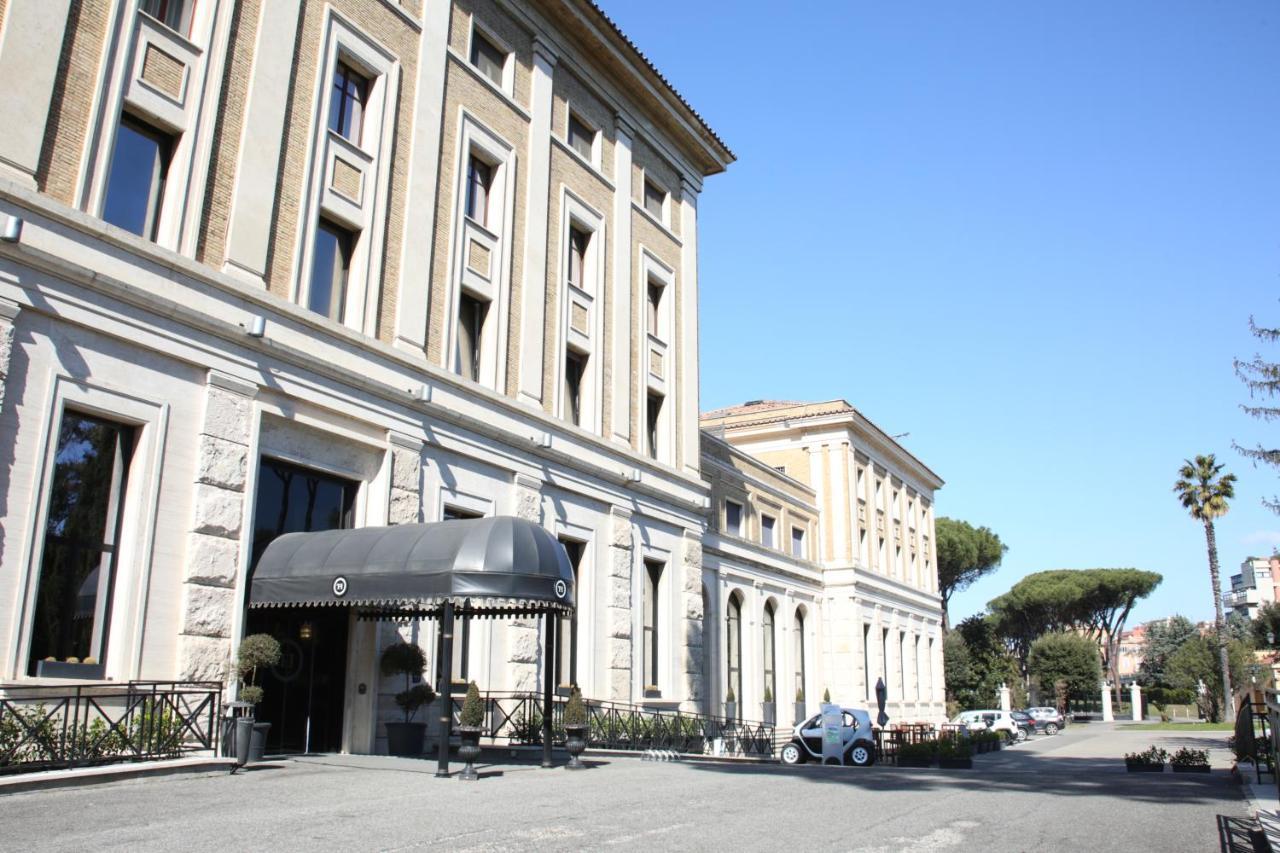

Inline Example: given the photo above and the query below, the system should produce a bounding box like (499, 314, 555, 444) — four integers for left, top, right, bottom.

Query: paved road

(0, 723, 1252, 852)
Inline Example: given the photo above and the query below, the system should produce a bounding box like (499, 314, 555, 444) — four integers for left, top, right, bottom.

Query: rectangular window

(646, 393, 663, 460)
(469, 30, 506, 87)
(456, 294, 488, 382)
(761, 515, 775, 549)
(563, 350, 586, 426)
(567, 227, 588, 289)
(328, 62, 369, 143)
(139, 0, 192, 35)
(882, 627, 890, 696)
(725, 500, 742, 536)
(643, 179, 665, 220)
(899, 631, 907, 698)
(643, 559, 663, 690)
(915, 635, 922, 701)
(308, 221, 353, 322)
(557, 539, 584, 687)
(791, 527, 805, 559)
(102, 115, 172, 240)
(464, 156, 492, 227)
(567, 113, 594, 161)
(28, 413, 136, 675)
(863, 623, 872, 702)
(647, 279, 663, 335)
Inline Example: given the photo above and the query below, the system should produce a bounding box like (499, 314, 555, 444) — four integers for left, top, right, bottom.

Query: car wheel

(1044, 723, 1059, 736)
(848, 742, 874, 766)
(781, 743, 805, 765)
(1016, 727, 1029, 742)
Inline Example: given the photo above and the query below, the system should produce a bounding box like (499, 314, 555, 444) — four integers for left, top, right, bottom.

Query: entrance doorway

(246, 606, 349, 754)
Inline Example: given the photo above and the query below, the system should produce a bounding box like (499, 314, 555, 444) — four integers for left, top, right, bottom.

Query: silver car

(1025, 706, 1065, 734)
(780, 707, 877, 766)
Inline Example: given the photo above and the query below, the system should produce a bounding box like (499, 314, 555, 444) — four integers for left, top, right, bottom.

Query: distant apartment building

(1115, 623, 1148, 680)
(1225, 555, 1280, 620)
(701, 400, 946, 724)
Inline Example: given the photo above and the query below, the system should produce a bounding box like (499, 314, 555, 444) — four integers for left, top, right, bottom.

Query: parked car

(780, 707, 877, 766)
(1010, 710, 1046, 737)
(951, 710, 1024, 743)
(1026, 707, 1065, 734)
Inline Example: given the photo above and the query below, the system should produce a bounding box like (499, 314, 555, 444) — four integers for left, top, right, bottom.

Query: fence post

(1101, 681, 1114, 722)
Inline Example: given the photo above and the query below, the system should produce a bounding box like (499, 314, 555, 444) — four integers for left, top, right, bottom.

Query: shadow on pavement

(1217, 814, 1267, 853)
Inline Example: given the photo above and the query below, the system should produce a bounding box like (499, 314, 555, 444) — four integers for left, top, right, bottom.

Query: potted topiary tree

(794, 687, 806, 725)
(457, 681, 484, 781)
(380, 642, 434, 756)
(236, 633, 281, 765)
(724, 686, 737, 723)
(762, 686, 775, 726)
(563, 687, 588, 769)
(822, 687, 831, 704)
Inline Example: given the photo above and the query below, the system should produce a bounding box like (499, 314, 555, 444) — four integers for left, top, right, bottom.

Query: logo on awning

(554, 580, 567, 599)
(332, 576, 348, 597)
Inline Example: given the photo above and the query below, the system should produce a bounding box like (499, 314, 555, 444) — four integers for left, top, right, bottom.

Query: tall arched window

(794, 608, 806, 702)
(762, 601, 776, 706)
(727, 593, 742, 717)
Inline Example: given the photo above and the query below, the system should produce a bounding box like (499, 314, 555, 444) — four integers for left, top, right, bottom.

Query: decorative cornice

(206, 369, 258, 398)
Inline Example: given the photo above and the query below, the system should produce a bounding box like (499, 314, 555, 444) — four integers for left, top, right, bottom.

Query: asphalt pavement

(0, 722, 1254, 852)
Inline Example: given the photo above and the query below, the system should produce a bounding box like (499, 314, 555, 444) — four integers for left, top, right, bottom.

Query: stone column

(387, 432, 424, 525)
(605, 507, 634, 701)
(998, 683, 1011, 712)
(0, 298, 19, 415)
(178, 371, 257, 684)
(507, 473, 544, 692)
(1130, 682, 1142, 722)
(1101, 681, 1114, 722)
(678, 530, 704, 711)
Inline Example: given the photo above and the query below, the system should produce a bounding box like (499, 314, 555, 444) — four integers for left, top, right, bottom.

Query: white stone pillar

(516, 37, 557, 407)
(677, 175, 700, 475)
(506, 473, 544, 693)
(0, 298, 19, 415)
(678, 530, 704, 712)
(1130, 682, 1142, 722)
(386, 432, 424, 525)
(178, 371, 257, 685)
(998, 682, 1011, 712)
(0, 0, 73, 187)
(609, 115, 634, 446)
(1101, 681, 1114, 722)
(606, 507, 633, 701)
(221, 0, 302, 284)
(391, 0, 450, 352)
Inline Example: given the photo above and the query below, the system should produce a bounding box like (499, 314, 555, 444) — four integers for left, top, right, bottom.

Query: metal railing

(448, 692, 776, 758)
(0, 681, 222, 775)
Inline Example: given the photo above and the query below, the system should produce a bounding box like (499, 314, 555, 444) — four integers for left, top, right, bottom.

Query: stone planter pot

(762, 703, 776, 726)
(938, 757, 973, 769)
(386, 721, 427, 757)
(248, 722, 271, 762)
(234, 717, 254, 767)
(1171, 764, 1210, 774)
(458, 727, 482, 781)
(724, 702, 737, 722)
(1125, 762, 1164, 773)
(564, 723, 588, 769)
(793, 703, 806, 724)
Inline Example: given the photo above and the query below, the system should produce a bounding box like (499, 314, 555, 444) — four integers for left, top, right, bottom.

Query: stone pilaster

(0, 299, 19, 415)
(508, 473, 544, 692)
(178, 371, 256, 683)
(606, 507, 633, 701)
(387, 432, 424, 525)
(678, 529, 704, 710)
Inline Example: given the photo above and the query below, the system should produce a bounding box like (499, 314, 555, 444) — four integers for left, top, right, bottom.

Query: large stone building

(1226, 555, 1280, 620)
(0, 0, 947, 759)
(701, 400, 946, 724)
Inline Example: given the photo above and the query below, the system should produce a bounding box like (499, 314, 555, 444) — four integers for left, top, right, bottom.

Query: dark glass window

(563, 350, 586, 426)
(646, 393, 662, 460)
(308, 221, 353, 322)
(470, 30, 506, 87)
(457, 294, 488, 381)
(556, 539, 584, 687)
(250, 458, 356, 571)
(102, 115, 172, 240)
(329, 62, 369, 143)
(139, 0, 192, 35)
(863, 623, 873, 701)
(567, 114, 594, 160)
(724, 501, 741, 536)
(28, 413, 135, 675)
(791, 526, 805, 558)
(567, 227, 588, 289)
(726, 593, 742, 716)
(882, 626, 890, 696)
(761, 515, 775, 549)
(464, 156, 492, 226)
(763, 602, 776, 704)
(794, 610, 806, 701)
(642, 560, 663, 690)
(647, 279, 663, 334)
(643, 179, 665, 220)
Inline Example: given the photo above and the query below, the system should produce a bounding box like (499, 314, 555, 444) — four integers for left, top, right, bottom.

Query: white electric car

(951, 710, 1025, 743)
(779, 707, 877, 766)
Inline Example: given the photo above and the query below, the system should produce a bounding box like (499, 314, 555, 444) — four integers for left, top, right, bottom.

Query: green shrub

(822, 687, 831, 703)
(394, 683, 436, 723)
(795, 687, 804, 702)
(1124, 745, 1168, 765)
(763, 686, 773, 703)
(898, 741, 936, 760)
(1170, 747, 1209, 767)
(937, 737, 972, 759)
(725, 686, 735, 703)
(459, 681, 484, 728)
(564, 688, 587, 727)
(237, 634, 281, 707)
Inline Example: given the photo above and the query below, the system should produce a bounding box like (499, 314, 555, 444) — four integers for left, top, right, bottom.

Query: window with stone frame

(464, 155, 493, 227)
(469, 28, 507, 88)
(456, 293, 488, 382)
(724, 500, 742, 536)
(102, 114, 174, 241)
(643, 178, 666, 222)
(642, 559, 664, 692)
(308, 221, 354, 323)
(761, 514, 775, 549)
(139, 0, 193, 35)
(328, 61, 370, 143)
(556, 538, 585, 687)
(567, 112, 595, 162)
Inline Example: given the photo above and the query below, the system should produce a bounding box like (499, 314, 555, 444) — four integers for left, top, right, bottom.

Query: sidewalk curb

(0, 757, 237, 796)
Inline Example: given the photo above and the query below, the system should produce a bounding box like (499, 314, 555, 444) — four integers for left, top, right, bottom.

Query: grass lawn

(1119, 722, 1232, 731)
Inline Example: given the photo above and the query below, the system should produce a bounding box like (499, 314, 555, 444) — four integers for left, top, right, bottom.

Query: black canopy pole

(435, 600, 454, 778)
(542, 611, 556, 768)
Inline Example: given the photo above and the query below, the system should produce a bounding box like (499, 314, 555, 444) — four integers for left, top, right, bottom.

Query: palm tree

(1173, 454, 1238, 722)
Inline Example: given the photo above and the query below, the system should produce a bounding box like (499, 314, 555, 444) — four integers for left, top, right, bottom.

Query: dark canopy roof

(248, 516, 574, 614)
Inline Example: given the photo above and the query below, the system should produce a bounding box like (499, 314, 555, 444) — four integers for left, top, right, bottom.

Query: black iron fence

(0, 681, 222, 775)
(450, 692, 776, 758)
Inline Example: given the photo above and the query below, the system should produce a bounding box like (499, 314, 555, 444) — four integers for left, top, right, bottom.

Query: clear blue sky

(603, 1, 1280, 625)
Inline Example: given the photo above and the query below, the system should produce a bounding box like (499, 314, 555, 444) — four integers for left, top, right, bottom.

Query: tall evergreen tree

(1173, 455, 1238, 720)
(1235, 314, 1280, 512)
